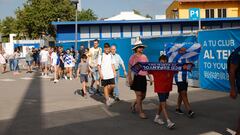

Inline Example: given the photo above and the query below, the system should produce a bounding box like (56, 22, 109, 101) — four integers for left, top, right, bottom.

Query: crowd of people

(0, 38, 239, 132)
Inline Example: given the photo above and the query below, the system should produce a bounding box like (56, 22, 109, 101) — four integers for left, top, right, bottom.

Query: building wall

(166, 1, 179, 19)
(166, 1, 240, 19)
(54, 19, 240, 43)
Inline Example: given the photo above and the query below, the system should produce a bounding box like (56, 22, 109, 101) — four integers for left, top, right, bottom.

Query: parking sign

(189, 8, 200, 20)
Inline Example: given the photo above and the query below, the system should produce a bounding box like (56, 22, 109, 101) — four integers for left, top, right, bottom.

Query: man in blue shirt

(228, 46, 240, 135)
(111, 45, 127, 101)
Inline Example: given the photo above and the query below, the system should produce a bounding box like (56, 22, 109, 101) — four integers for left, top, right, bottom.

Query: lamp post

(71, 0, 79, 52)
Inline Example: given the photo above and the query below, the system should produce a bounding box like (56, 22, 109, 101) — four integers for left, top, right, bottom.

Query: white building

(105, 11, 151, 21)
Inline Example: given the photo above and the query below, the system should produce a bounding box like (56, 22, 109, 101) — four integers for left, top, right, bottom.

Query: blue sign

(198, 28, 240, 92)
(189, 8, 200, 20)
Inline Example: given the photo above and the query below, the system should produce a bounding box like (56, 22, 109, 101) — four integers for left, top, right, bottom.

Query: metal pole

(75, 4, 78, 52)
(198, 18, 201, 30)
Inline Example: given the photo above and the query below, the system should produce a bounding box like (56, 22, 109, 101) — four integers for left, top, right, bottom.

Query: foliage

(0, 0, 98, 40)
(0, 17, 17, 42)
(77, 9, 97, 21)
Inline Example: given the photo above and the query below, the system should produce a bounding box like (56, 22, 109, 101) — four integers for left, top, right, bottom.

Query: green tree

(77, 9, 97, 21)
(1, 17, 17, 42)
(15, 0, 76, 39)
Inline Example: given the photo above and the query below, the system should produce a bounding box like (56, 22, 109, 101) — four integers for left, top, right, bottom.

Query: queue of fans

(1, 38, 239, 132)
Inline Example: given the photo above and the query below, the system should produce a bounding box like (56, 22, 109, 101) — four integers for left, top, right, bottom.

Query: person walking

(77, 54, 91, 98)
(149, 55, 176, 129)
(13, 48, 21, 75)
(89, 39, 102, 95)
(39, 46, 49, 76)
(111, 45, 127, 101)
(174, 48, 195, 118)
(25, 47, 33, 73)
(50, 47, 59, 83)
(98, 43, 116, 106)
(0, 50, 7, 74)
(127, 38, 153, 119)
(228, 46, 240, 135)
(63, 49, 75, 80)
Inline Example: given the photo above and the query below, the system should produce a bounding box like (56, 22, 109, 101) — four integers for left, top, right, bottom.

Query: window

(206, 9, 215, 18)
(218, 9, 227, 18)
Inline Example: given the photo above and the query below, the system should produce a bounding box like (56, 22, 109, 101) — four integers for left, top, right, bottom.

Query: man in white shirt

(89, 39, 102, 94)
(39, 46, 49, 76)
(98, 43, 116, 106)
(111, 45, 127, 101)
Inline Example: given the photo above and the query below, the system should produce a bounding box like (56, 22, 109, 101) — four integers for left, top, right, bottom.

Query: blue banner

(131, 62, 194, 74)
(198, 28, 240, 91)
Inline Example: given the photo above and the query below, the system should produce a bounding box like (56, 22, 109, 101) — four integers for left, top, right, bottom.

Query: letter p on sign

(189, 8, 200, 20)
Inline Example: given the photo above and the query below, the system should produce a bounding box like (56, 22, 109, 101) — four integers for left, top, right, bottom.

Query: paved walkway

(0, 71, 239, 135)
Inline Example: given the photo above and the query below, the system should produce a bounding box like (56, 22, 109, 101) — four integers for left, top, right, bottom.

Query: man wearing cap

(228, 46, 240, 135)
(111, 45, 127, 101)
(98, 43, 116, 106)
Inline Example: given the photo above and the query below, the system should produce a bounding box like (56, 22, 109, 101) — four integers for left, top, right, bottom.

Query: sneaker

(69, 78, 73, 80)
(83, 93, 88, 99)
(88, 88, 94, 95)
(154, 118, 165, 125)
(106, 98, 114, 107)
(188, 110, 195, 118)
(175, 108, 184, 115)
(95, 90, 102, 96)
(64, 76, 68, 80)
(41, 73, 44, 76)
(53, 79, 59, 83)
(167, 120, 175, 129)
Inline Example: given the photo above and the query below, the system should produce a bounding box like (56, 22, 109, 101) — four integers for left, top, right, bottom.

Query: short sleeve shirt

(112, 53, 124, 70)
(78, 62, 89, 75)
(129, 54, 148, 76)
(98, 53, 115, 80)
(40, 50, 49, 62)
(149, 70, 176, 93)
(89, 47, 102, 67)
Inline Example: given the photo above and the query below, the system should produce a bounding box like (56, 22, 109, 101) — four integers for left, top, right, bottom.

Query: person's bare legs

(177, 91, 191, 111)
(135, 91, 147, 118)
(161, 102, 171, 121)
(69, 67, 73, 79)
(82, 81, 86, 94)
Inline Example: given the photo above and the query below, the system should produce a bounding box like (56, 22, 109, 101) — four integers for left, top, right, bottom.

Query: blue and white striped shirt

(175, 59, 190, 82)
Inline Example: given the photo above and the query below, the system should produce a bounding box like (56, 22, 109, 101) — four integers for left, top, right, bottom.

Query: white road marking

(0, 79, 16, 82)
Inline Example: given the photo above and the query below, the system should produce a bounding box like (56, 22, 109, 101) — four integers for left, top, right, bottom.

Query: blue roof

(52, 17, 240, 25)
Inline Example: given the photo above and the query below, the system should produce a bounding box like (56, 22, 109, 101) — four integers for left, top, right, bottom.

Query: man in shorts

(98, 43, 116, 106)
(89, 39, 102, 95)
(228, 46, 240, 135)
(39, 46, 49, 76)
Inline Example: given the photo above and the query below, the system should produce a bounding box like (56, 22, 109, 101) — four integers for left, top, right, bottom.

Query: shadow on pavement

(3, 73, 43, 135)
(0, 82, 240, 135)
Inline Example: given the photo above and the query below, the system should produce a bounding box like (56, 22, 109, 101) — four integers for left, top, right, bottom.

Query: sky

(0, 0, 173, 20)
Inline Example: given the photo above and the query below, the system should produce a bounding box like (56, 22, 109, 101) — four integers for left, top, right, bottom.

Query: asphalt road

(0, 71, 239, 135)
